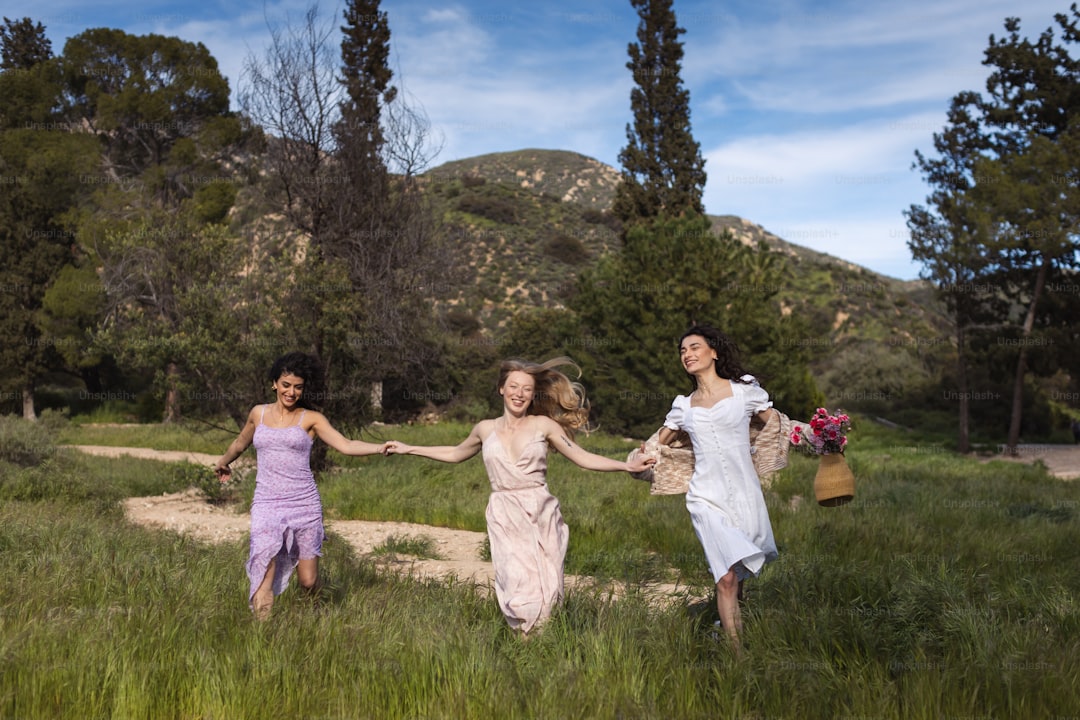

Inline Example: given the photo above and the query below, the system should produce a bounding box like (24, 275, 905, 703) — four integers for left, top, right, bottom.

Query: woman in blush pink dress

(657, 325, 779, 654)
(214, 352, 389, 620)
(385, 358, 655, 638)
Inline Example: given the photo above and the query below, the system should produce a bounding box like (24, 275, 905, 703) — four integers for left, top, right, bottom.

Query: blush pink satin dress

(481, 432, 569, 634)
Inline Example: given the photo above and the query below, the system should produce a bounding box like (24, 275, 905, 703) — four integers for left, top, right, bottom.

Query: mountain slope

(422, 149, 942, 338)
(420, 149, 951, 416)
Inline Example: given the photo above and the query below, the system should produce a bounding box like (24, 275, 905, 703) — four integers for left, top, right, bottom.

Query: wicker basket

(814, 452, 855, 506)
(627, 429, 694, 495)
(749, 411, 809, 487)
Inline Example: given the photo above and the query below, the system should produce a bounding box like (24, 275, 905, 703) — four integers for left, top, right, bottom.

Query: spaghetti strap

(259, 404, 267, 424)
(297, 409, 306, 427)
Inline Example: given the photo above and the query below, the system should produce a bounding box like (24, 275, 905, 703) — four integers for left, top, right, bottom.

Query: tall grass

(56, 419, 238, 454)
(2, 416, 1078, 718)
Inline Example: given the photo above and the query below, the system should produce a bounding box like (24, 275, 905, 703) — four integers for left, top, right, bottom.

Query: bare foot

(252, 593, 273, 621)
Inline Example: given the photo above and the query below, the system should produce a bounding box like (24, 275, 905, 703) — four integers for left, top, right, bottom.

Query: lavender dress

(247, 405, 324, 603)
(482, 432, 569, 634)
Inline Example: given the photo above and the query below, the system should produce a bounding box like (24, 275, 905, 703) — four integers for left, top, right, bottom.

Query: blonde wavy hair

(497, 357, 591, 437)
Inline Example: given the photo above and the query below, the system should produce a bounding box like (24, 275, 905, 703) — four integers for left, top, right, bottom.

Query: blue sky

(8, 0, 1071, 279)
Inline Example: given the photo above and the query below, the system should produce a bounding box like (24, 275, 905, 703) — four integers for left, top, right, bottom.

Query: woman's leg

(296, 557, 319, 594)
(716, 568, 742, 653)
(252, 558, 276, 621)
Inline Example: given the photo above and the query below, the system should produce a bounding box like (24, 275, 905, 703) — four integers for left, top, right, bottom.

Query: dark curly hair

(267, 352, 325, 409)
(678, 325, 754, 390)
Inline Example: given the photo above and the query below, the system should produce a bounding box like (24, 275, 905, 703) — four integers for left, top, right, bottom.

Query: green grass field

(3, 416, 1079, 718)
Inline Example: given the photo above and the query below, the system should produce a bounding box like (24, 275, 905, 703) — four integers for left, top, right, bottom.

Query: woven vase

(814, 452, 855, 507)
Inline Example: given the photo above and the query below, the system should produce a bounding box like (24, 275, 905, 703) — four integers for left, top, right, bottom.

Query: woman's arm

(214, 407, 259, 480)
(656, 427, 679, 446)
(541, 418, 655, 474)
(308, 412, 389, 456)
(384, 422, 485, 464)
(754, 408, 777, 425)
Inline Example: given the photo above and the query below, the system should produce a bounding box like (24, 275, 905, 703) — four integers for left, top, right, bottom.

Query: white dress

(664, 376, 778, 583)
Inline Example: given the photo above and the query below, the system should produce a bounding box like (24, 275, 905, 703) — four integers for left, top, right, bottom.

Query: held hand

(214, 464, 231, 484)
(384, 440, 412, 456)
(626, 452, 657, 475)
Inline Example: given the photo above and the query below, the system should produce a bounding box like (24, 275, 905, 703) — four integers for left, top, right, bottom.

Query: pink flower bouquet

(790, 408, 850, 455)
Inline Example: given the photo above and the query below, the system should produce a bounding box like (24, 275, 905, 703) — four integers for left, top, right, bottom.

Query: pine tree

(0, 16, 51, 70)
(613, 0, 706, 227)
(910, 9, 1080, 452)
(328, 0, 447, 423)
(336, 0, 395, 174)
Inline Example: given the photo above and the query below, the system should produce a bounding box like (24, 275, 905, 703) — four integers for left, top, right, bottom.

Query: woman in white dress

(657, 325, 778, 652)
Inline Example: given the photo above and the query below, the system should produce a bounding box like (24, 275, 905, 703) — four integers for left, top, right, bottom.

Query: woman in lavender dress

(214, 353, 388, 620)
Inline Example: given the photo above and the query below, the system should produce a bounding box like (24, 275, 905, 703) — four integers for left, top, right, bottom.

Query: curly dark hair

(267, 352, 325, 409)
(678, 325, 753, 389)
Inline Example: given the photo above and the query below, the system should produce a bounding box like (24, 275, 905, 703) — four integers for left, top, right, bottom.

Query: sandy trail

(978, 444, 1080, 480)
(70, 444, 700, 604)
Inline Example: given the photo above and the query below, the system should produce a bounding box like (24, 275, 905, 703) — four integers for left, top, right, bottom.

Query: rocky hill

(421, 149, 943, 340)
(426, 149, 622, 211)
(418, 149, 950, 413)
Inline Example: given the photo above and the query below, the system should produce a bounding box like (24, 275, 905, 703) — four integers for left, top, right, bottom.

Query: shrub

(372, 534, 443, 560)
(581, 207, 622, 233)
(460, 173, 486, 188)
(0, 415, 56, 467)
(456, 195, 517, 224)
(171, 462, 243, 505)
(192, 181, 237, 224)
(544, 233, 590, 264)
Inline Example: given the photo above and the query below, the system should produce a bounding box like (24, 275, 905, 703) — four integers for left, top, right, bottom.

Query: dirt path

(979, 444, 1080, 481)
(71, 445, 699, 605)
(120, 488, 501, 587)
(66, 444, 223, 466)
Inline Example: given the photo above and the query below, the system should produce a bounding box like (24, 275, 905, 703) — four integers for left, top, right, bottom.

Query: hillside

(420, 149, 950, 415)
(422, 149, 944, 338)
(427, 149, 622, 211)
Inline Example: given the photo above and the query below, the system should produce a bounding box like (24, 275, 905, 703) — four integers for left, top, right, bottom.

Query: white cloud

(683, 0, 1068, 115)
(702, 113, 948, 278)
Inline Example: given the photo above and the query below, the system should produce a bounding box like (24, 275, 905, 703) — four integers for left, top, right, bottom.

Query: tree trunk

(22, 385, 36, 421)
(1005, 259, 1048, 454)
(371, 380, 383, 418)
(956, 323, 970, 454)
(164, 361, 181, 424)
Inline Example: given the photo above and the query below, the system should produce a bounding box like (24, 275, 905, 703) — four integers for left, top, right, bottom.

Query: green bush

(456, 194, 517, 224)
(170, 462, 243, 505)
(192, 180, 237, 224)
(544, 233, 590, 264)
(372, 534, 443, 560)
(460, 173, 486, 188)
(0, 415, 56, 467)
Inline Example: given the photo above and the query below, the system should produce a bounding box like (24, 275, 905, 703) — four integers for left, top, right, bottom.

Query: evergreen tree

(59, 29, 253, 421)
(328, 0, 448, 423)
(242, 3, 447, 429)
(613, 0, 706, 227)
(0, 16, 51, 69)
(907, 94, 1007, 453)
(337, 0, 395, 174)
(910, 8, 1080, 451)
(570, 215, 819, 436)
(0, 21, 98, 419)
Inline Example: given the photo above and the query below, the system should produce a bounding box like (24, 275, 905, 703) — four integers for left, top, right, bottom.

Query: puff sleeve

(740, 375, 773, 416)
(663, 395, 687, 431)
